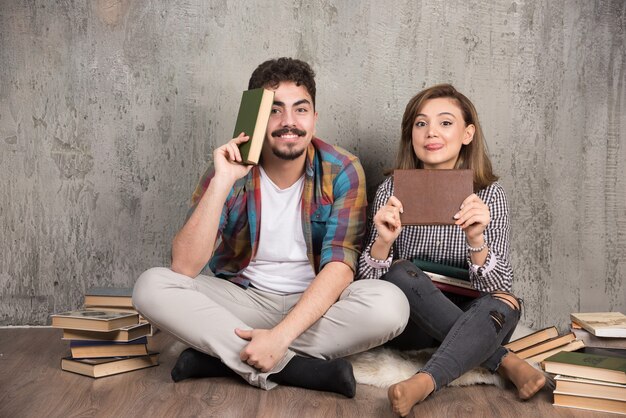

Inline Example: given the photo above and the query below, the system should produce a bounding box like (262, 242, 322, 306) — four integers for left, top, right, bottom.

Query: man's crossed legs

(133, 267, 409, 397)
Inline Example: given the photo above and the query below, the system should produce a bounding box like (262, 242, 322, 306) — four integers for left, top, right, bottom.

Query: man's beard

(270, 128, 307, 161)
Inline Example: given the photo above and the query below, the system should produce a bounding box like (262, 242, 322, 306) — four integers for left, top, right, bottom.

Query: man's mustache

(271, 128, 307, 137)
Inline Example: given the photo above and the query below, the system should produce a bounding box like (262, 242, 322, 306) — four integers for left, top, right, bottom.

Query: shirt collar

(304, 139, 316, 178)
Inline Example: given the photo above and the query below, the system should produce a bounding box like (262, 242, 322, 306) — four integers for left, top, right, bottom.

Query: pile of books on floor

(541, 312, 626, 415)
(51, 287, 159, 378)
(570, 311, 626, 349)
(504, 325, 584, 363)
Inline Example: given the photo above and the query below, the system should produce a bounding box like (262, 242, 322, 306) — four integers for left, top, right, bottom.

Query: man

(133, 57, 409, 397)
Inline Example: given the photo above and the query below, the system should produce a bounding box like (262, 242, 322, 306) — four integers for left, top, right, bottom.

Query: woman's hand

(373, 196, 404, 245)
(454, 193, 490, 247)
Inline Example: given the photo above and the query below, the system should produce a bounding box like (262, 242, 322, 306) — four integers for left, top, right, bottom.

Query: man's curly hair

(248, 57, 316, 108)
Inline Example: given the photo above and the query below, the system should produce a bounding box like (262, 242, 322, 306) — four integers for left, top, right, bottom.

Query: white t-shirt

(241, 167, 316, 294)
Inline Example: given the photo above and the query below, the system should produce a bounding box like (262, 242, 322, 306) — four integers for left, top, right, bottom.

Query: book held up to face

(393, 169, 473, 225)
(233, 88, 275, 165)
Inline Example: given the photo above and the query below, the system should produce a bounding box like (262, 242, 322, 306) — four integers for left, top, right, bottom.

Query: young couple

(133, 57, 545, 416)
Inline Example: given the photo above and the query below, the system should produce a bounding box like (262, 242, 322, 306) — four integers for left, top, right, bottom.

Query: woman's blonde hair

(393, 84, 498, 190)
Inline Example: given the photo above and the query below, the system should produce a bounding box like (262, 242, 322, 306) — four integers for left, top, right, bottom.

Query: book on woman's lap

(393, 169, 473, 225)
(412, 259, 479, 298)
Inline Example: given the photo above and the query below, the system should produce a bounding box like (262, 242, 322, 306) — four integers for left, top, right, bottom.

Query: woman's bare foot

(388, 372, 435, 417)
(498, 352, 546, 399)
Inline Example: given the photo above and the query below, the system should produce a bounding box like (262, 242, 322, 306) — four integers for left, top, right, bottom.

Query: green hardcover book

(232, 88, 274, 165)
(542, 350, 626, 384)
(412, 259, 470, 281)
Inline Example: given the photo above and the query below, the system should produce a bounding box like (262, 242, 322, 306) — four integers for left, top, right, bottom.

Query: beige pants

(133, 267, 409, 390)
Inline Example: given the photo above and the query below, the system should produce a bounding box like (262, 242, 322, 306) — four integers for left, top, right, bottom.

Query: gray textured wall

(1, 0, 624, 329)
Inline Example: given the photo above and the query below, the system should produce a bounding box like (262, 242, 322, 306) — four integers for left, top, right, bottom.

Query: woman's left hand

(454, 193, 490, 246)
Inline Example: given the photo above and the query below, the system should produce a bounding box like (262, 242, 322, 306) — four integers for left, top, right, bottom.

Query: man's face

(263, 81, 317, 161)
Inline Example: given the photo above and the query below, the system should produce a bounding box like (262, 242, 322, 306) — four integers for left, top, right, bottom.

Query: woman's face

(411, 97, 475, 170)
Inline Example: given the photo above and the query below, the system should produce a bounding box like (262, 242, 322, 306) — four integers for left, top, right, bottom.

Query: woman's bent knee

(491, 291, 520, 311)
(473, 292, 521, 335)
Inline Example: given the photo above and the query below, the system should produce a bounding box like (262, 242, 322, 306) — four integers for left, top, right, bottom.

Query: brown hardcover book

(61, 352, 159, 378)
(504, 326, 559, 353)
(515, 332, 577, 360)
(393, 169, 473, 225)
(62, 322, 151, 342)
(51, 310, 139, 332)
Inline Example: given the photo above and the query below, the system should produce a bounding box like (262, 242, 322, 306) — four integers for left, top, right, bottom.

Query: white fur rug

(347, 324, 534, 388)
(165, 324, 535, 389)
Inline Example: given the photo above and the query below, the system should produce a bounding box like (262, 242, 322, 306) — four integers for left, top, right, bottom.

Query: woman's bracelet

(365, 245, 393, 268)
(467, 239, 487, 253)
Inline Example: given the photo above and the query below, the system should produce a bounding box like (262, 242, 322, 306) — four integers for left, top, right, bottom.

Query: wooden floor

(0, 328, 611, 418)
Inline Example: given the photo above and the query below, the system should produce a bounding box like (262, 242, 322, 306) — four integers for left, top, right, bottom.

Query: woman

(357, 84, 545, 416)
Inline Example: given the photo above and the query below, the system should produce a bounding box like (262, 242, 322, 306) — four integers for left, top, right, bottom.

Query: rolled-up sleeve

(468, 184, 513, 292)
(357, 178, 394, 280)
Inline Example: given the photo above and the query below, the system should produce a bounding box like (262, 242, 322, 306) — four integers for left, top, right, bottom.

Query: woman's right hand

(373, 196, 404, 245)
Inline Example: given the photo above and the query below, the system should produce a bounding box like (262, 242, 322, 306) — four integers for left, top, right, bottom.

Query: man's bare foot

(498, 352, 546, 399)
(387, 372, 435, 417)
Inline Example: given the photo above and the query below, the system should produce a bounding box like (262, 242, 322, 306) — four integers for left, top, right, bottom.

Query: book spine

(432, 282, 480, 298)
(412, 259, 469, 280)
(425, 272, 477, 290)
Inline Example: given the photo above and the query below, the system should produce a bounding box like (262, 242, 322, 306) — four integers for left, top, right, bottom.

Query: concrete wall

(1, 0, 624, 328)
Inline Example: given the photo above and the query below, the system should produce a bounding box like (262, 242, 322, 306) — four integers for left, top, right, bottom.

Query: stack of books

(542, 347, 626, 415)
(51, 287, 159, 378)
(504, 326, 585, 363)
(412, 259, 479, 298)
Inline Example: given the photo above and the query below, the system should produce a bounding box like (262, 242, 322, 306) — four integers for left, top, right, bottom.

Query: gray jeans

(133, 267, 409, 390)
(381, 260, 520, 390)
